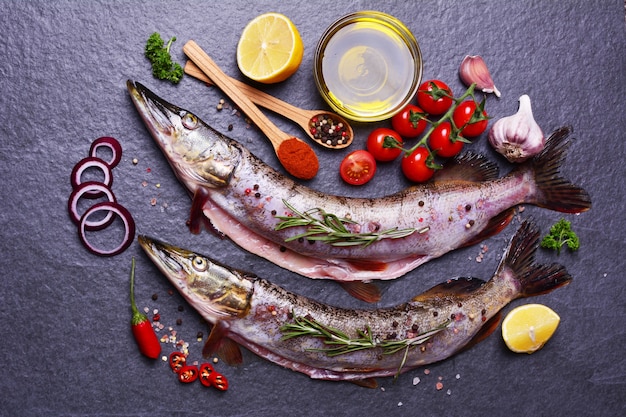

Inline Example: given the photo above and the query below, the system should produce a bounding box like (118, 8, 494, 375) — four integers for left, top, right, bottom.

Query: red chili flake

(152, 313, 161, 322)
(436, 381, 444, 390)
(244, 188, 252, 195)
(146, 168, 151, 173)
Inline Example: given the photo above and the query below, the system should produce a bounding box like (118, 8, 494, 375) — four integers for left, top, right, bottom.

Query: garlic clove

(459, 55, 501, 98)
(488, 95, 545, 163)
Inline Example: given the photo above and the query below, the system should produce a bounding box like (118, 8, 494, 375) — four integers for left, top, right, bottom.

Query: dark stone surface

(0, 1, 624, 416)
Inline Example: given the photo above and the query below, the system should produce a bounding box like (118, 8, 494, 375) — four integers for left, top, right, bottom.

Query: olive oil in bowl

(314, 11, 423, 122)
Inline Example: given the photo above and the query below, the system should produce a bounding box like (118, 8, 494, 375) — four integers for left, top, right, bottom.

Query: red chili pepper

(169, 352, 187, 373)
(129, 258, 161, 359)
(178, 365, 199, 383)
(199, 362, 215, 387)
(210, 372, 229, 391)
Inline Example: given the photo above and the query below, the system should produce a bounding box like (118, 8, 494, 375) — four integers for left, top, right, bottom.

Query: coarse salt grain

(413, 376, 421, 385)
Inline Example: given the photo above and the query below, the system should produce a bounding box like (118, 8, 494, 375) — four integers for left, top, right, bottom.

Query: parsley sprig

(145, 32, 183, 84)
(274, 200, 419, 247)
(540, 218, 580, 254)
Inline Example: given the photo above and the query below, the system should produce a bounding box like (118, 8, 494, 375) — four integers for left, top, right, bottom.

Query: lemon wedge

(501, 304, 561, 354)
(236, 12, 304, 84)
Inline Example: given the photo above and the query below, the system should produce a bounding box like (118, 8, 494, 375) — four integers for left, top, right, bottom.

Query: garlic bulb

(459, 55, 501, 97)
(488, 95, 544, 163)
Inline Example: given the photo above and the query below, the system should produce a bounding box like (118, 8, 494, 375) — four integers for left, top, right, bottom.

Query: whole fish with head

(128, 80, 590, 302)
(139, 220, 571, 388)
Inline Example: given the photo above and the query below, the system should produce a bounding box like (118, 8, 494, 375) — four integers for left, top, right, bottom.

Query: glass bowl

(314, 11, 423, 122)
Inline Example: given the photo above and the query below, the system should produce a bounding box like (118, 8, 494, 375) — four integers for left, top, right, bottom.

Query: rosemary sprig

(279, 314, 451, 358)
(274, 200, 417, 247)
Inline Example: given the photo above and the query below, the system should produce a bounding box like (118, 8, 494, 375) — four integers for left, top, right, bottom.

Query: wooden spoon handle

(184, 60, 311, 129)
(183, 40, 287, 148)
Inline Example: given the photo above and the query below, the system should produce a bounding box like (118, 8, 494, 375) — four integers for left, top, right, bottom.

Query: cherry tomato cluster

(339, 80, 489, 185)
(169, 352, 229, 391)
(67, 137, 136, 256)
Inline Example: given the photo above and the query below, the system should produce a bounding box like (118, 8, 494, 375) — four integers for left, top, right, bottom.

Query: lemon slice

(236, 12, 304, 84)
(502, 304, 561, 354)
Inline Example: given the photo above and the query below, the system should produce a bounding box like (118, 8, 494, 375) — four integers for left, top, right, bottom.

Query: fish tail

(527, 126, 591, 213)
(497, 219, 572, 297)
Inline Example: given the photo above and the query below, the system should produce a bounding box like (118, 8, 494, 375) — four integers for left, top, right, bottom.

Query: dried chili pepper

(129, 258, 161, 359)
(169, 351, 187, 373)
(178, 365, 199, 383)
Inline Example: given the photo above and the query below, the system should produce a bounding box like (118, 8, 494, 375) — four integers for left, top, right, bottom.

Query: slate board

(0, 1, 624, 416)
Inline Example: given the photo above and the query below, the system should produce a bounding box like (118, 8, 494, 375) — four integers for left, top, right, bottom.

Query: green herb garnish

(145, 32, 183, 84)
(280, 314, 450, 356)
(274, 199, 419, 247)
(540, 218, 580, 255)
(280, 314, 450, 377)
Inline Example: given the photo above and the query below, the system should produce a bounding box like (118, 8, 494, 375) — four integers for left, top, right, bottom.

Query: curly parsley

(145, 32, 183, 84)
(541, 218, 580, 255)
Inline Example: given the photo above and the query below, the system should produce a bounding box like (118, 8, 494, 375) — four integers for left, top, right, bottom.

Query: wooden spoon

(183, 40, 319, 180)
(184, 60, 354, 149)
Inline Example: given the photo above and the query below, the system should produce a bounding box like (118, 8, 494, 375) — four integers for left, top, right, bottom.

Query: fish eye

(191, 256, 208, 272)
(181, 112, 198, 129)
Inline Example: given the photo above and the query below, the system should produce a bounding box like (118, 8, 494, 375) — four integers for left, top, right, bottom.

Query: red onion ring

(70, 156, 113, 198)
(68, 181, 117, 229)
(89, 136, 123, 168)
(78, 202, 135, 257)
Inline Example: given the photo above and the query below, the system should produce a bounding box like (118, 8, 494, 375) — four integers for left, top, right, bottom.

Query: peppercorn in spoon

(183, 40, 319, 180)
(184, 60, 354, 149)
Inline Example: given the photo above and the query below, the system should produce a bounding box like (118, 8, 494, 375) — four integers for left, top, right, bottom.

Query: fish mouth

(127, 80, 182, 146)
(137, 235, 193, 284)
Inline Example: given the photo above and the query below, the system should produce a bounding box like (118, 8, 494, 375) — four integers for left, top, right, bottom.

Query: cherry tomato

(452, 100, 488, 137)
(391, 104, 428, 138)
(416, 80, 453, 116)
(366, 128, 403, 162)
(428, 122, 464, 158)
(401, 146, 435, 183)
(339, 150, 376, 185)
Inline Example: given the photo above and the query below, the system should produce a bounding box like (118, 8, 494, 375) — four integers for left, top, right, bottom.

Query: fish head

(127, 80, 241, 190)
(138, 235, 253, 322)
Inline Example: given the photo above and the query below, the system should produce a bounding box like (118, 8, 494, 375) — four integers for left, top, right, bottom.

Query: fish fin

(347, 259, 389, 272)
(202, 321, 242, 365)
(460, 207, 515, 248)
(216, 338, 244, 366)
(457, 312, 503, 354)
(525, 126, 591, 213)
(412, 277, 486, 302)
(339, 281, 381, 303)
(187, 188, 224, 237)
(497, 219, 572, 298)
(351, 378, 378, 389)
(432, 152, 499, 182)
